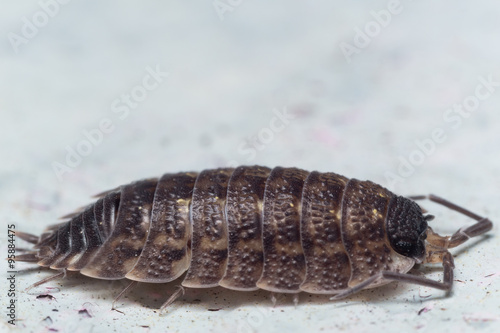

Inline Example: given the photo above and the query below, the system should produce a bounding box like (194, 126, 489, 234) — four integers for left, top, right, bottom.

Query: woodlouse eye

(420, 229, 427, 240)
(419, 216, 431, 237)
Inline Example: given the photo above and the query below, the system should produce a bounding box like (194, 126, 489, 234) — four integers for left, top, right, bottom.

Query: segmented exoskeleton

(16, 166, 493, 310)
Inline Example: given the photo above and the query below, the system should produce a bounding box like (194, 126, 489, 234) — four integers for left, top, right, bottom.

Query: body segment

(256, 167, 309, 293)
(125, 172, 196, 283)
(219, 165, 270, 291)
(299, 171, 350, 293)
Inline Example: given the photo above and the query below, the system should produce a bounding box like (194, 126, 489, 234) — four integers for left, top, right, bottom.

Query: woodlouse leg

(159, 285, 185, 315)
(330, 275, 380, 300)
(270, 292, 277, 307)
(331, 251, 455, 301)
(25, 271, 65, 293)
(111, 281, 138, 312)
(410, 194, 493, 247)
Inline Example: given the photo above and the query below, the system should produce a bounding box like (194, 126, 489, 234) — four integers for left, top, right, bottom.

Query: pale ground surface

(0, 1, 499, 332)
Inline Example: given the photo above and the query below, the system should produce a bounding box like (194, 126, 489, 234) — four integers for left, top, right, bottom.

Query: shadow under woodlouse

(22, 272, 426, 312)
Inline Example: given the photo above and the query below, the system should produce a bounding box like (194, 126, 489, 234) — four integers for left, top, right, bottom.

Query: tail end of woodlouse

(13, 252, 39, 262)
(16, 227, 60, 266)
(15, 231, 40, 244)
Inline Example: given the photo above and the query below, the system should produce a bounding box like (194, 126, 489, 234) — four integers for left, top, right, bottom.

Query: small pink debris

(418, 302, 435, 315)
(463, 312, 499, 323)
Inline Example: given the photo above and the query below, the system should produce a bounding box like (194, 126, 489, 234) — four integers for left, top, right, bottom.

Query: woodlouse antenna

(412, 194, 493, 250)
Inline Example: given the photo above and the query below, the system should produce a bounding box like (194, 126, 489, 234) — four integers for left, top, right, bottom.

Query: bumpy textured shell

(32, 166, 415, 294)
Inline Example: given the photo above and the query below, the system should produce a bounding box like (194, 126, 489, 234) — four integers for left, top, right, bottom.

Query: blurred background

(1, 1, 499, 332)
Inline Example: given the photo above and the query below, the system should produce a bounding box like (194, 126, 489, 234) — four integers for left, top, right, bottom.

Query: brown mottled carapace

(18, 165, 493, 299)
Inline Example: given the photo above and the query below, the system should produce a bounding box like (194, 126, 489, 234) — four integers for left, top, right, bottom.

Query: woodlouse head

(386, 196, 429, 263)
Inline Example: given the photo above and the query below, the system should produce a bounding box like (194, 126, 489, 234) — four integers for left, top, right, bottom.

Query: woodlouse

(16, 166, 493, 311)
